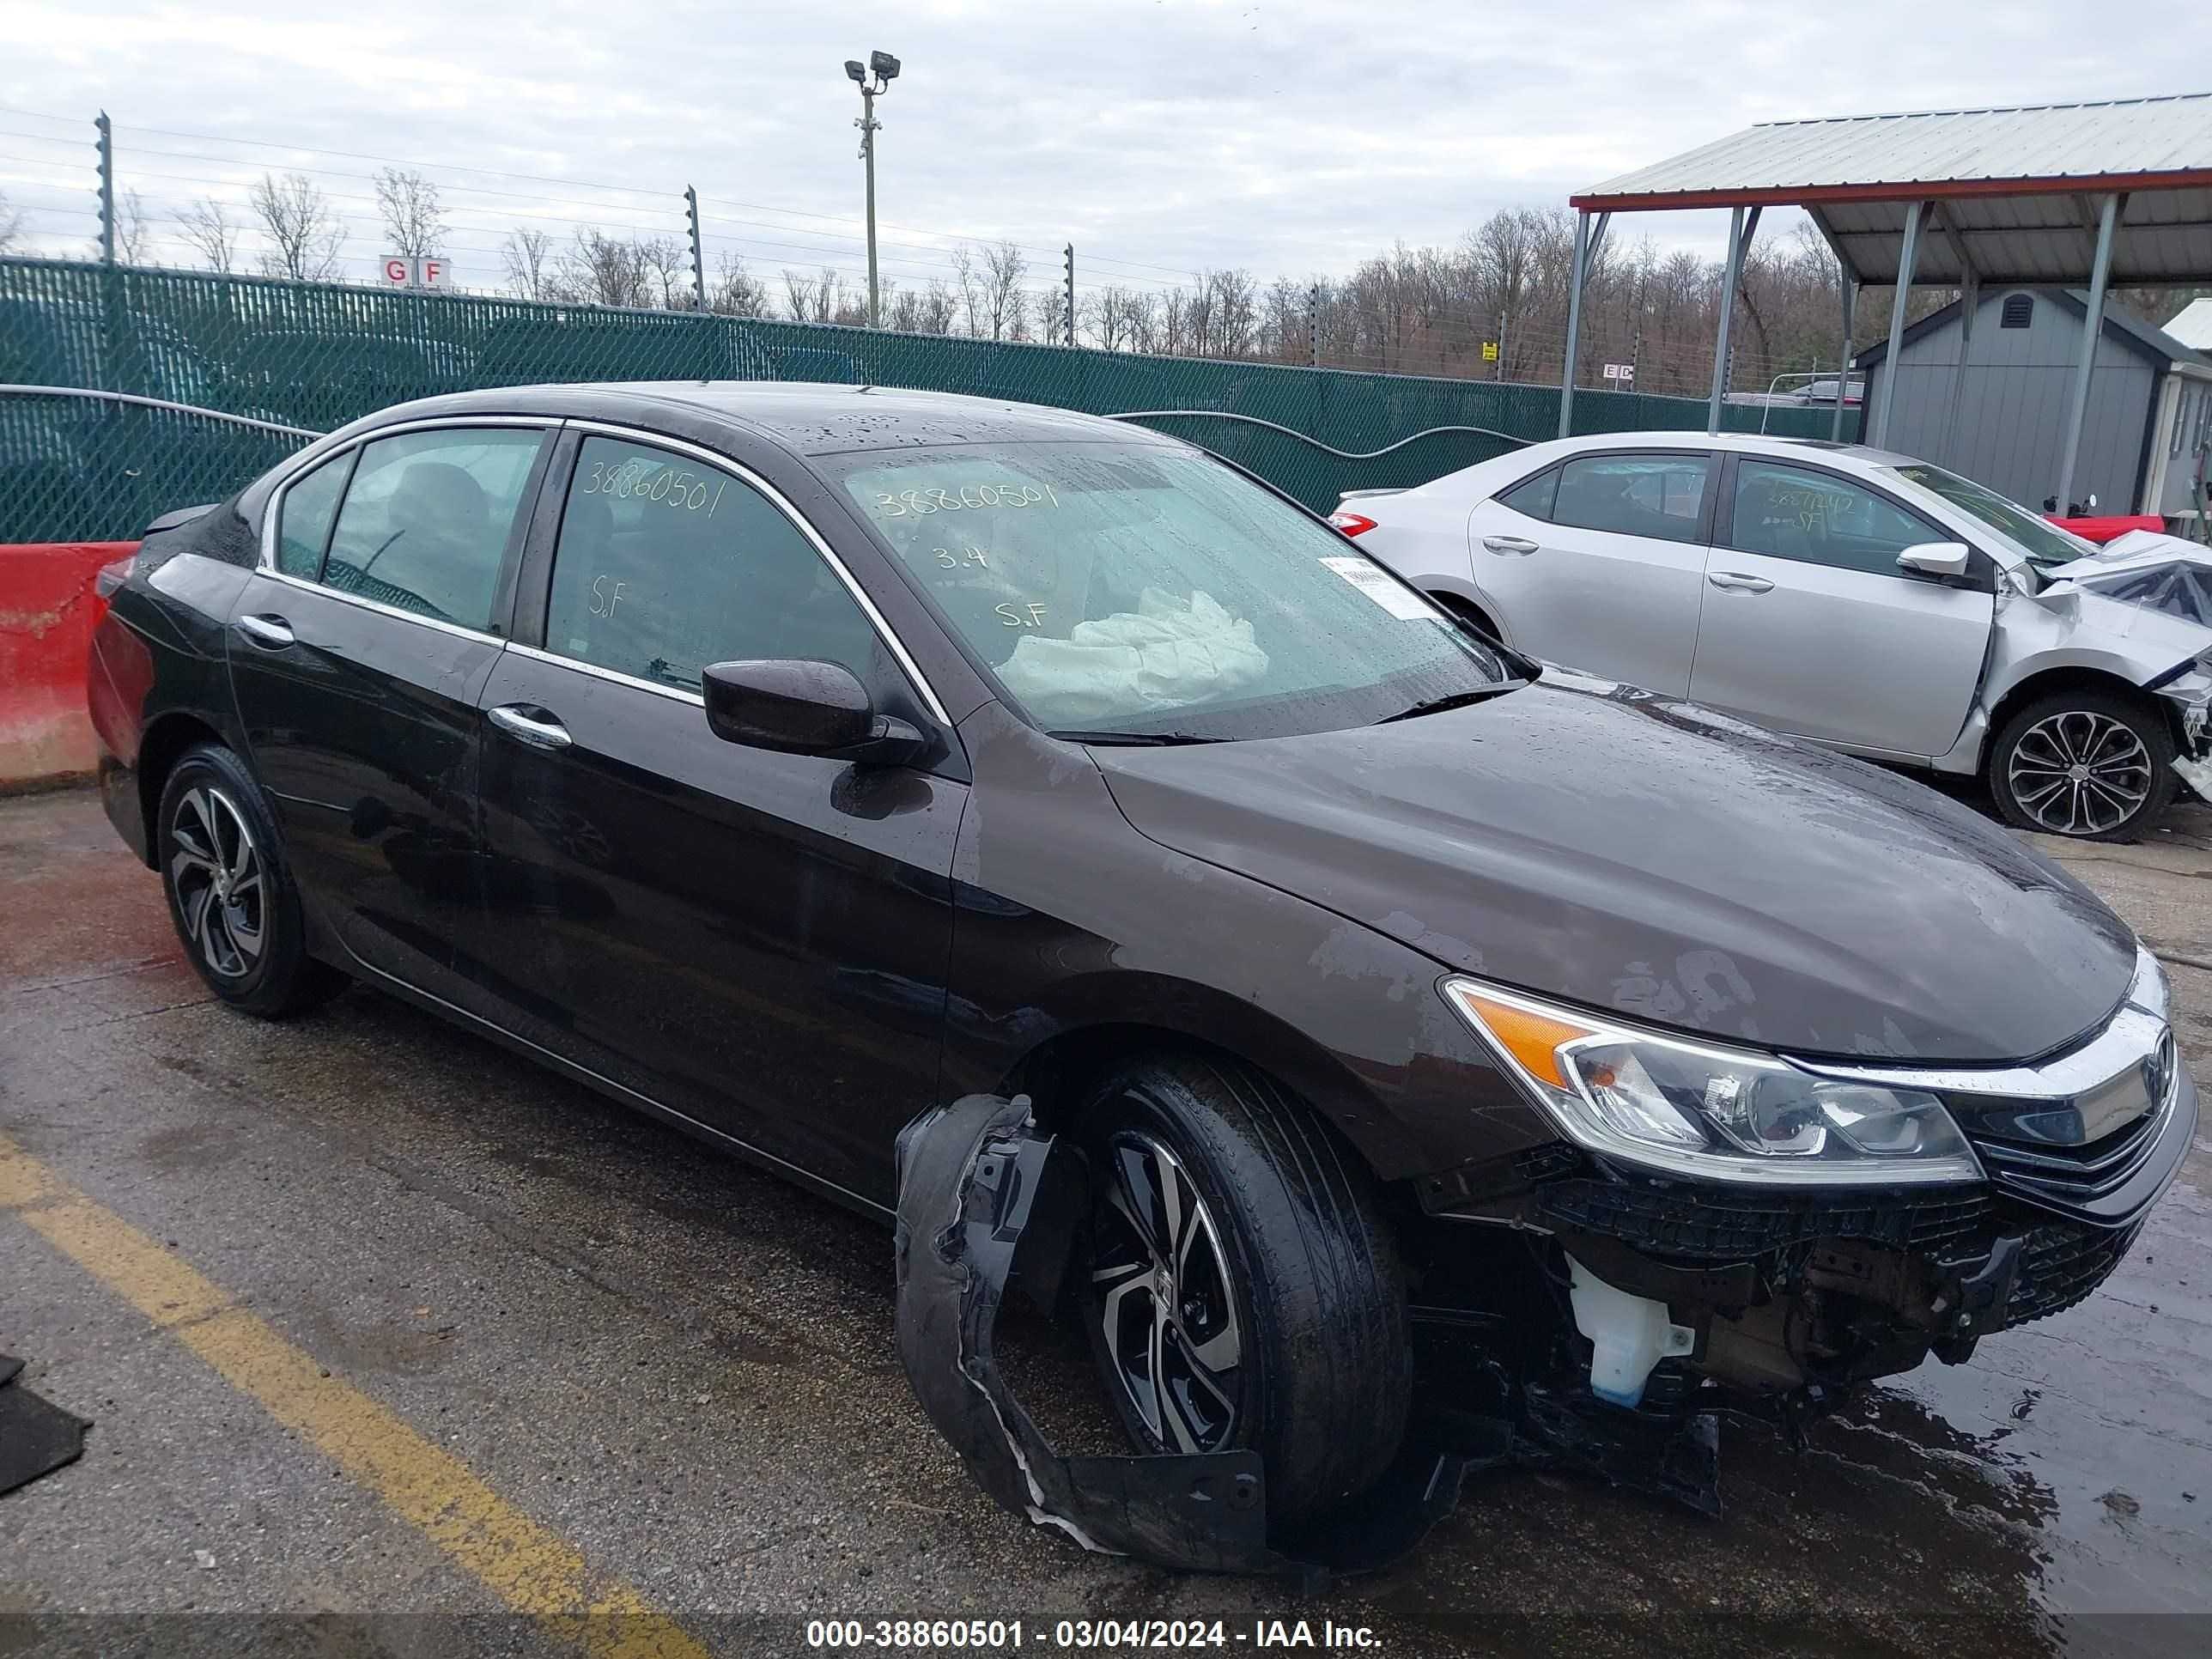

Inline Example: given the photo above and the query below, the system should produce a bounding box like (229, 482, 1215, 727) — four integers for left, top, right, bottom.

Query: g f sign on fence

(379, 256, 451, 291)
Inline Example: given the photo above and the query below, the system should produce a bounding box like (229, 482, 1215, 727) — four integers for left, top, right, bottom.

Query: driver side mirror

(702, 659, 924, 766)
(1897, 541, 1972, 580)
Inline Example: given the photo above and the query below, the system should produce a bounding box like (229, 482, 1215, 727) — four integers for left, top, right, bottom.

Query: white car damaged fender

(1978, 550, 2212, 792)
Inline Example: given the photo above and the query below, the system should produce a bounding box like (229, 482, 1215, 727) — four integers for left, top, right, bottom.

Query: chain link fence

(0, 257, 1858, 542)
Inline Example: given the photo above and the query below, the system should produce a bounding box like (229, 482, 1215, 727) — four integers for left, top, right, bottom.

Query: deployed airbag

(994, 589, 1267, 728)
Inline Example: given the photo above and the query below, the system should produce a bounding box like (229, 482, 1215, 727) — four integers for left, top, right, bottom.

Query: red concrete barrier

(2047, 514, 2165, 544)
(1, 542, 137, 790)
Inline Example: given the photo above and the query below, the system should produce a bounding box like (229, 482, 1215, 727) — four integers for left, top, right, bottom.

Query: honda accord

(87, 383, 2195, 1528)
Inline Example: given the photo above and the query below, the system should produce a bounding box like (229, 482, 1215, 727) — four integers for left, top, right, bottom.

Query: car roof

(354, 380, 1163, 458)
(1502, 429, 1918, 468)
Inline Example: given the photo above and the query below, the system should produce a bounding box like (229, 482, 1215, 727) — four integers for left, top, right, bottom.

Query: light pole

(845, 50, 900, 328)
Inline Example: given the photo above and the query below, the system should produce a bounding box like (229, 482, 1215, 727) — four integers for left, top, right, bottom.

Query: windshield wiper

(1375, 682, 1525, 724)
(1048, 728, 1228, 746)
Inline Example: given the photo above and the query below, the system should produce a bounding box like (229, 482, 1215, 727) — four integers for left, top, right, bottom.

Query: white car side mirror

(1897, 542, 1972, 579)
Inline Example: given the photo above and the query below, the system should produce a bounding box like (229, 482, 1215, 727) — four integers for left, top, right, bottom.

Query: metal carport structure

(1562, 94, 2212, 511)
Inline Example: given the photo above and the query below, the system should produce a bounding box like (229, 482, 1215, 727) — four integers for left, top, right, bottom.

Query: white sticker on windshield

(1322, 556, 1436, 620)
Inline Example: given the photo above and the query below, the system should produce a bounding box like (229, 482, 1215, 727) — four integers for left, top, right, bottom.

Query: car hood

(2057, 531, 2212, 631)
(1091, 672, 2136, 1063)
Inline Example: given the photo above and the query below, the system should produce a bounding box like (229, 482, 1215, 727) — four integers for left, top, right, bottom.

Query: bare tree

(884, 278, 957, 335)
(1203, 268, 1258, 356)
(113, 188, 152, 264)
(637, 235, 691, 308)
(1083, 285, 1139, 351)
(980, 240, 1026, 340)
(0, 189, 21, 253)
(830, 278, 874, 328)
(374, 167, 446, 259)
(951, 240, 1028, 340)
(557, 227, 653, 307)
(781, 265, 843, 324)
(951, 245, 986, 337)
(708, 250, 770, 317)
(250, 172, 343, 281)
(178, 197, 240, 273)
(502, 227, 556, 300)
(916, 278, 958, 335)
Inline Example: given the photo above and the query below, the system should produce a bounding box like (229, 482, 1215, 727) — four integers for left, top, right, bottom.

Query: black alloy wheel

(1089, 1128, 1247, 1454)
(156, 744, 344, 1016)
(167, 783, 268, 981)
(1077, 1054, 1411, 1527)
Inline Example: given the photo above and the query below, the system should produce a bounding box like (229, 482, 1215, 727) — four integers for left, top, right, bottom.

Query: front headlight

(1442, 978, 1983, 1185)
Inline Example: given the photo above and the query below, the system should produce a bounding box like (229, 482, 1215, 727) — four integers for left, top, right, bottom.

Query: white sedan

(1335, 432, 2212, 841)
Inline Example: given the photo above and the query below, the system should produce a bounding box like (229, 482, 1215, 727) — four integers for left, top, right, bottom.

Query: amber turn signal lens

(1446, 988, 1596, 1089)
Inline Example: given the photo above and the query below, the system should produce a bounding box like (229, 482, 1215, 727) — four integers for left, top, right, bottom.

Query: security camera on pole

(845, 49, 901, 329)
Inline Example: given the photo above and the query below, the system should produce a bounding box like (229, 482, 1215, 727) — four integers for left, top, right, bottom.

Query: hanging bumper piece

(892, 1094, 1721, 1585)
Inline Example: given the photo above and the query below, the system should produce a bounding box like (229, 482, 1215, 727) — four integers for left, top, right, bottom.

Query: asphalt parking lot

(3, 784, 2209, 1659)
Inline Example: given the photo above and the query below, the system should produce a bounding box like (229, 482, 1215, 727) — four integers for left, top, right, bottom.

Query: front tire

(156, 744, 343, 1017)
(1989, 689, 2177, 842)
(1077, 1054, 1410, 1528)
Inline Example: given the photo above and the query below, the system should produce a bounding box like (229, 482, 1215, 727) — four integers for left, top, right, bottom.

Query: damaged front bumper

(895, 1095, 1721, 1583)
(1422, 1056, 2194, 1411)
(894, 1093, 1476, 1581)
(2153, 665, 2212, 796)
(895, 1055, 2190, 1573)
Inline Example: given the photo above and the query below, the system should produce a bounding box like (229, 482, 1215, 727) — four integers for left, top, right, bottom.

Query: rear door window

(543, 435, 889, 693)
(323, 428, 544, 629)
(1727, 460, 1943, 577)
(1552, 453, 1711, 544)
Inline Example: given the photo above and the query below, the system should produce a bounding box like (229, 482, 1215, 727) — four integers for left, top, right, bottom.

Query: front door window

(544, 435, 887, 690)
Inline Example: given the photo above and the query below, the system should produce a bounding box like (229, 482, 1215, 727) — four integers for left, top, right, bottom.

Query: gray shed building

(1855, 289, 2212, 519)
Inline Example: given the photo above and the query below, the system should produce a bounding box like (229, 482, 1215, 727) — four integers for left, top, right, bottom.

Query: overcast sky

(8, 0, 2212, 298)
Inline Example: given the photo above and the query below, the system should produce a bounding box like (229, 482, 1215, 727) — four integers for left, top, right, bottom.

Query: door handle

(1483, 535, 1540, 555)
(1707, 571, 1775, 593)
(236, 613, 295, 648)
(487, 704, 573, 751)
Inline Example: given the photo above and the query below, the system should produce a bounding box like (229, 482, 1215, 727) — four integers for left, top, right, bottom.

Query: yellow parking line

(0, 1134, 714, 1659)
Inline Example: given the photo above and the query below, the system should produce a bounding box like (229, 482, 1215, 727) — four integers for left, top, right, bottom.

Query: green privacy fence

(0, 257, 1858, 542)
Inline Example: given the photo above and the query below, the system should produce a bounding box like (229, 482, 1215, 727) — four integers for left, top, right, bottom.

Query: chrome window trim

(502, 641, 706, 709)
(257, 416, 560, 575)
(562, 419, 953, 726)
(257, 568, 508, 648)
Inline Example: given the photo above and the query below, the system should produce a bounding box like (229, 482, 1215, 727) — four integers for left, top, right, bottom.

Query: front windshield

(1886, 461, 2099, 568)
(827, 441, 1520, 740)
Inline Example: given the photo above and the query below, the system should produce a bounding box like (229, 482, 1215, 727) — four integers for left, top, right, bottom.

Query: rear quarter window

(1498, 468, 1558, 521)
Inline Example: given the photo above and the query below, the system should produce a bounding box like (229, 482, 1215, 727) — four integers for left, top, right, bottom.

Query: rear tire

(1076, 1054, 1410, 1528)
(156, 744, 344, 1017)
(1988, 689, 2177, 842)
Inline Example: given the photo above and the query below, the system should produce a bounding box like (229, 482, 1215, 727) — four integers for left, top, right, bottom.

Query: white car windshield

(1885, 461, 2101, 568)
(825, 440, 1522, 741)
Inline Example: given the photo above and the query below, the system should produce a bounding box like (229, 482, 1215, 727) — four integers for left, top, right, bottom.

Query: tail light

(1328, 510, 1377, 538)
(94, 551, 137, 599)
